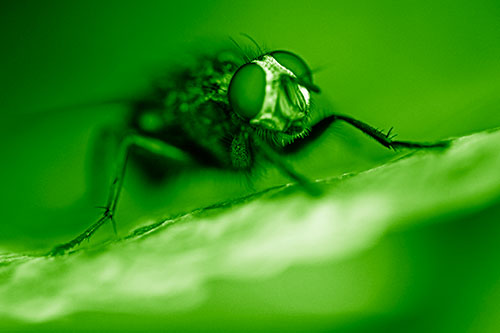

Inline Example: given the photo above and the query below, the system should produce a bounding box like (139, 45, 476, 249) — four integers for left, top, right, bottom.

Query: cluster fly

(49, 37, 447, 255)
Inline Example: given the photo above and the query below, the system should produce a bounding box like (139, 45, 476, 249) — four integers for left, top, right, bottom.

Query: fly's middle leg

(49, 133, 194, 256)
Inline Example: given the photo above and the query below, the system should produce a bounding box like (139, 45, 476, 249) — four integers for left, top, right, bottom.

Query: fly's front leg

(332, 114, 449, 150)
(49, 133, 194, 256)
(254, 136, 322, 196)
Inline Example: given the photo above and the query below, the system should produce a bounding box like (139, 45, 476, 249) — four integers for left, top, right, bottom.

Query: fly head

(228, 50, 320, 146)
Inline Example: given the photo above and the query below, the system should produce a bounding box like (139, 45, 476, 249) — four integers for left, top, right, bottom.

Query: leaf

(1, 128, 500, 331)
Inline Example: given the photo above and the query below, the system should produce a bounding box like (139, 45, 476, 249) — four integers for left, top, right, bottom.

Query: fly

(49, 39, 448, 255)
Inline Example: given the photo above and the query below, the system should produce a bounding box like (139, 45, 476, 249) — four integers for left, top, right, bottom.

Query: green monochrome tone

(1, 1, 500, 332)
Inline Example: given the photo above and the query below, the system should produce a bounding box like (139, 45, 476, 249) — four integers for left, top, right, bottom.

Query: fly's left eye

(228, 63, 266, 119)
(270, 50, 320, 93)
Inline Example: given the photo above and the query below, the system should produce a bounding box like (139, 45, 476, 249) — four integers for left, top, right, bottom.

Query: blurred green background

(1, 0, 500, 331)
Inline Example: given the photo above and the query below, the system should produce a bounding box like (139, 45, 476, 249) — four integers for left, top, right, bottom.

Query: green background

(1, 0, 500, 331)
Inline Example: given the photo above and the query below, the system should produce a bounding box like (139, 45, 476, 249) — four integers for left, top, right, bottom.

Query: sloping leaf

(1, 128, 500, 331)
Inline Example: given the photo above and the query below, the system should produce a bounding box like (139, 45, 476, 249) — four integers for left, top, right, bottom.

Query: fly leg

(49, 133, 194, 256)
(256, 113, 448, 196)
(332, 114, 449, 150)
(87, 126, 122, 203)
(255, 136, 322, 196)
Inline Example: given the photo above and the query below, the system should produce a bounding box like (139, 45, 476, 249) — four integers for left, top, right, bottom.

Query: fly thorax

(250, 55, 310, 132)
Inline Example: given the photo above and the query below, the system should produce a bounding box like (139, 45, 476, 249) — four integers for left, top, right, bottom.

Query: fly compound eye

(270, 50, 320, 93)
(228, 63, 266, 119)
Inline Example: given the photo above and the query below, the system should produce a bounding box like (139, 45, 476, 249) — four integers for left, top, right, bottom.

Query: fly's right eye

(228, 63, 266, 119)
